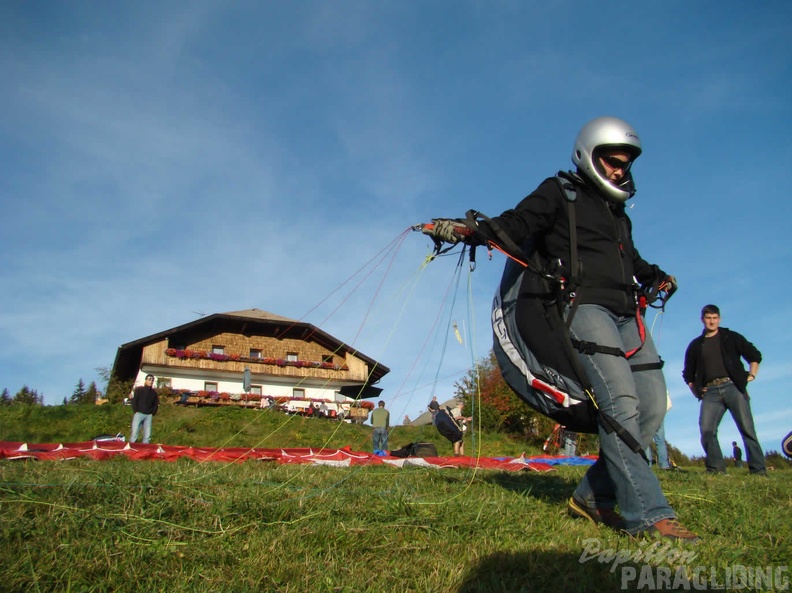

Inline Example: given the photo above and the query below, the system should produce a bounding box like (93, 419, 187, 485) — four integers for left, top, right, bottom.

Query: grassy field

(0, 403, 535, 458)
(1, 404, 790, 592)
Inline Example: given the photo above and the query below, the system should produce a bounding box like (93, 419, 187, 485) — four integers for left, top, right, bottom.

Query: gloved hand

(661, 275, 678, 295)
(422, 218, 466, 244)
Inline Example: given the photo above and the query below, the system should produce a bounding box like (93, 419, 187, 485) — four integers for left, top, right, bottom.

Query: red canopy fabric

(0, 441, 563, 472)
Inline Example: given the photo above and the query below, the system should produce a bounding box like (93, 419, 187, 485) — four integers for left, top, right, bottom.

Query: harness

(451, 172, 674, 458)
(466, 172, 668, 363)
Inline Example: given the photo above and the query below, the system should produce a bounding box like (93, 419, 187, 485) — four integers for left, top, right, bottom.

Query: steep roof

(111, 308, 389, 392)
(410, 398, 460, 426)
(223, 308, 297, 323)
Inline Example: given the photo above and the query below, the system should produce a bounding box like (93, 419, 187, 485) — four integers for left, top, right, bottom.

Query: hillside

(0, 403, 535, 458)
(2, 403, 791, 592)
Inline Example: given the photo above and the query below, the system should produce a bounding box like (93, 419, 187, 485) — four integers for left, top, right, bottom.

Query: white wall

(134, 369, 351, 402)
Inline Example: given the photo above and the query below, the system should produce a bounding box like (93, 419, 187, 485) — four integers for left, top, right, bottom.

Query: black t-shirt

(701, 334, 729, 383)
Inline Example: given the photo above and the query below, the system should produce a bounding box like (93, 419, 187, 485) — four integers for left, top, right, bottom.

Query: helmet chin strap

(603, 172, 637, 204)
(617, 172, 637, 199)
(577, 167, 635, 204)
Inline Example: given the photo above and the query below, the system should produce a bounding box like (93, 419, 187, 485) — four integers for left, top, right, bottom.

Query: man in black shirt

(683, 305, 765, 474)
(130, 374, 159, 444)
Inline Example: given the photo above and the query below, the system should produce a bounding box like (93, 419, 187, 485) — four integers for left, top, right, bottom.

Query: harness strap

(463, 210, 525, 260)
(555, 174, 582, 288)
(571, 339, 625, 358)
(622, 303, 647, 359)
(570, 304, 648, 360)
(598, 409, 648, 458)
(462, 210, 547, 278)
(564, 297, 582, 332)
(630, 360, 665, 372)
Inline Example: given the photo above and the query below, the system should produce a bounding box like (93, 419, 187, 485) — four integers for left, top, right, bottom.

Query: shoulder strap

(463, 209, 532, 264)
(553, 171, 581, 286)
(462, 209, 548, 278)
(553, 172, 584, 328)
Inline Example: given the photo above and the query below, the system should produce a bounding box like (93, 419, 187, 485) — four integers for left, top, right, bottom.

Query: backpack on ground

(390, 442, 438, 458)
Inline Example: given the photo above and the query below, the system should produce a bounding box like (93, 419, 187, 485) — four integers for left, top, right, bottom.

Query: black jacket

(481, 174, 665, 317)
(131, 385, 159, 415)
(682, 327, 762, 396)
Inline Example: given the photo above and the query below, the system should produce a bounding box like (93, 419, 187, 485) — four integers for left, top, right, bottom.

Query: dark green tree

(85, 381, 99, 404)
(69, 379, 88, 404)
(0, 388, 11, 406)
(13, 385, 44, 405)
(97, 366, 132, 405)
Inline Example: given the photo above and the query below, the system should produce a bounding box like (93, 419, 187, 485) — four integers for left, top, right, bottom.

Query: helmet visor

(598, 154, 634, 174)
(592, 147, 637, 177)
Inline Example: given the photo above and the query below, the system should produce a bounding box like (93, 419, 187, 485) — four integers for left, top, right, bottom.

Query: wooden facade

(112, 309, 389, 400)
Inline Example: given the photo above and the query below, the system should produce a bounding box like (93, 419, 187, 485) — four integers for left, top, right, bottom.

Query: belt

(705, 377, 731, 388)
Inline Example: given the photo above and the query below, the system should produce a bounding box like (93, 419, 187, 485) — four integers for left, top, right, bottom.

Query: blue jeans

(699, 381, 765, 474)
(130, 412, 153, 444)
(646, 421, 670, 469)
(372, 427, 388, 452)
(568, 305, 674, 534)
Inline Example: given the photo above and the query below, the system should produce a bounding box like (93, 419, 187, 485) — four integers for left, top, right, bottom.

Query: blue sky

(1, 2, 790, 457)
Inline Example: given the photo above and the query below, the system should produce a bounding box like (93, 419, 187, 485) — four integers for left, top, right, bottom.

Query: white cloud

(1, 3, 791, 461)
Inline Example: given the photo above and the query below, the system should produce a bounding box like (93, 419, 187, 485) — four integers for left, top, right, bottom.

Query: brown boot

(567, 497, 626, 530)
(642, 519, 700, 542)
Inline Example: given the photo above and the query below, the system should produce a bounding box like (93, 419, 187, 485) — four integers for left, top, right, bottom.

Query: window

(212, 345, 225, 355)
(204, 382, 219, 392)
(249, 349, 262, 359)
(286, 352, 298, 362)
(321, 355, 334, 364)
(250, 386, 262, 395)
(157, 378, 172, 389)
(293, 388, 305, 399)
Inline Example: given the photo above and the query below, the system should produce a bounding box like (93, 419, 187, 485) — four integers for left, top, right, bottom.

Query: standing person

(130, 374, 159, 444)
(561, 427, 578, 457)
(429, 400, 465, 456)
(370, 400, 390, 452)
(732, 441, 744, 468)
(423, 117, 697, 540)
(683, 304, 766, 475)
(646, 421, 671, 470)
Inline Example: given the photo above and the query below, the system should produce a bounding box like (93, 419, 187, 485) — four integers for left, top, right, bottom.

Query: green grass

(1, 405, 790, 592)
(0, 403, 533, 458)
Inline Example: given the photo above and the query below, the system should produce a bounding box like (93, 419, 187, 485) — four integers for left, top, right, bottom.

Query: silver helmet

(572, 116, 642, 203)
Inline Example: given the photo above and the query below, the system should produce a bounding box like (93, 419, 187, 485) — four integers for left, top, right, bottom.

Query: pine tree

(70, 379, 87, 404)
(13, 385, 44, 405)
(0, 388, 12, 406)
(84, 381, 99, 405)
